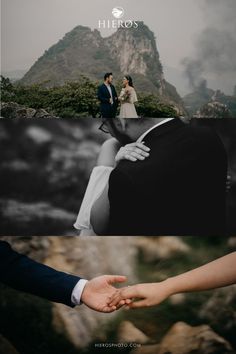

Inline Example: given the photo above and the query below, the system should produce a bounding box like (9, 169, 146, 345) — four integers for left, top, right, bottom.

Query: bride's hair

(125, 75, 134, 87)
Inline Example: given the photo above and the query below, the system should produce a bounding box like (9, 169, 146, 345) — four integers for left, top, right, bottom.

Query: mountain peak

(20, 22, 182, 106)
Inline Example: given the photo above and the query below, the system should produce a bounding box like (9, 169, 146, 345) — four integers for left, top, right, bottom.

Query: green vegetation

(1, 75, 179, 118)
(137, 93, 178, 117)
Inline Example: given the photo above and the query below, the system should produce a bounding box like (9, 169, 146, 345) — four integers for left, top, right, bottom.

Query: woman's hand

(108, 281, 173, 310)
(115, 142, 150, 163)
(109, 253, 236, 310)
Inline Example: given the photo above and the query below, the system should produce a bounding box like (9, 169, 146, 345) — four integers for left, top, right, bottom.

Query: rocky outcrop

(158, 322, 233, 354)
(157, 322, 233, 354)
(131, 322, 234, 354)
(136, 237, 191, 262)
(199, 285, 236, 345)
(183, 87, 236, 117)
(117, 321, 150, 344)
(19, 23, 183, 108)
(0, 102, 59, 119)
(194, 101, 232, 118)
(106, 24, 164, 93)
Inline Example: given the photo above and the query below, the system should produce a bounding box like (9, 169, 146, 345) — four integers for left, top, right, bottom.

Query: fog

(1, 0, 235, 95)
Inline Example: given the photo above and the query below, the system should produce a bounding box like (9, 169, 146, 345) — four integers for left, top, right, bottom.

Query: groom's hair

(104, 73, 113, 80)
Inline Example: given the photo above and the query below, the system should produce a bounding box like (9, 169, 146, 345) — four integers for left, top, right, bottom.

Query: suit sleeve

(112, 86, 118, 100)
(97, 86, 110, 104)
(108, 168, 140, 235)
(0, 241, 80, 307)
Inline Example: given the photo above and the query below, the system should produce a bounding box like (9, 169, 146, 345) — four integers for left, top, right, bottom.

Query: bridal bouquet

(120, 88, 131, 103)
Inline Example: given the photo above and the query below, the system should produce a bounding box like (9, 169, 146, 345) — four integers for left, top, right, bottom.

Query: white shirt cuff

(71, 279, 88, 306)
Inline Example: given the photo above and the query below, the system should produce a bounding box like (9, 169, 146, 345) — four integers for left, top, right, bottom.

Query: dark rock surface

(0, 101, 59, 119)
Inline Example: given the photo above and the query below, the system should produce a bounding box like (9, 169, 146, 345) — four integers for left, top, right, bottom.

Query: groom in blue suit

(98, 73, 118, 118)
(0, 241, 127, 312)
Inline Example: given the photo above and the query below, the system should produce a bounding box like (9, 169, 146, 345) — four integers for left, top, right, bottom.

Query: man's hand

(81, 275, 127, 313)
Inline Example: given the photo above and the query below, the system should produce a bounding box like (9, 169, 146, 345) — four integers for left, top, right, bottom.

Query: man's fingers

(106, 275, 127, 285)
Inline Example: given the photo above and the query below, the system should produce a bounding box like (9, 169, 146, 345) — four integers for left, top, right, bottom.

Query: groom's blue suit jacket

(97, 83, 118, 118)
(0, 241, 80, 307)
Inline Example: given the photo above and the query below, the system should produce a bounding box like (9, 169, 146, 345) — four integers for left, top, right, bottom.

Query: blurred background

(0, 118, 236, 236)
(0, 119, 107, 235)
(0, 236, 236, 354)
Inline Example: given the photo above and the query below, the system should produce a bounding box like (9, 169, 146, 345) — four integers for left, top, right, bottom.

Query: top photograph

(1, 0, 236, 118)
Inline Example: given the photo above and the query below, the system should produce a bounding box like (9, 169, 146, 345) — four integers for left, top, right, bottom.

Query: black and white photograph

(0, 118, 236, 236)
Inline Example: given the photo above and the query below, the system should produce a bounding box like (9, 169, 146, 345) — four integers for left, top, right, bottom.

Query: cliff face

(105, 24, 164, 93)
(19, 23, 182, 106)
(20, 26, 111, 87)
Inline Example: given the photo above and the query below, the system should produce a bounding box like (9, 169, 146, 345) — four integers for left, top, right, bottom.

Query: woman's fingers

(135, 142, 150, 152)
(125, 142, 150, 152)
(125, 299, 132, 304)
(130, 151, 145, 160)
(124, 154, 137, 162)
(115, 300, 126, 310)
(126, 299, 148, 309)
(124, 142, 150, 151)
(124, 147, 150, 160)
(116, 142, 150, 163)
(108, 286, 137, 307)
(126, 147, 150, 157)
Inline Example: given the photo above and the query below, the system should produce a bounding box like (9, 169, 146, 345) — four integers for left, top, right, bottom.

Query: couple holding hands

(97, 73, 139, 118)
(0, 241, 235, 312)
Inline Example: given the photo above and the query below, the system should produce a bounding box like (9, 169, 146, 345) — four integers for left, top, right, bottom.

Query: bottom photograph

(0, 236, 236, 354)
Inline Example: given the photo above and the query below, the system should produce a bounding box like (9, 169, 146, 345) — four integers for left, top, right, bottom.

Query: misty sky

(1, 0, 205, 70)
(1, 0, 235, 94)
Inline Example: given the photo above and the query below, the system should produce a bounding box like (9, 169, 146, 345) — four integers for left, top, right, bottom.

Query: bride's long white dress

(74, 166, 113, 235)
(119, 87, 139, 118)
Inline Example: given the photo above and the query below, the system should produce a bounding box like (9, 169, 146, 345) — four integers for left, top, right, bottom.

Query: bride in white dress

(74, 136, 150, 235)
(119, 76, 139, 118)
